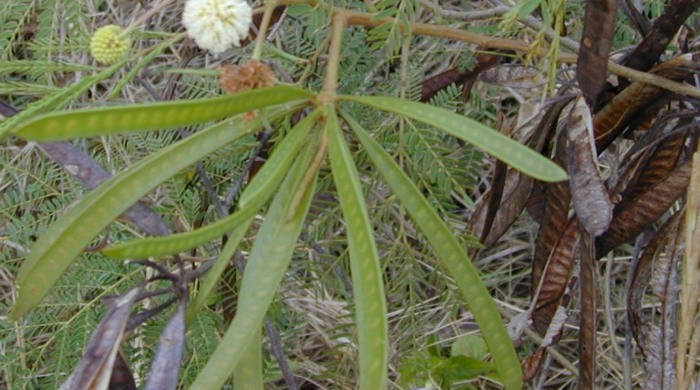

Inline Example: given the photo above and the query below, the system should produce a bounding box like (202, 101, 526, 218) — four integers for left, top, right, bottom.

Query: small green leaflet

(326, 105, 389, 389)
(341, 95, 567, 182)
(10, 105, 301, 320)
(13, 85, 312, 141)
(102, 109, 321, 259)
(189, 142, 318, 389)
(342, 110, 523, 390)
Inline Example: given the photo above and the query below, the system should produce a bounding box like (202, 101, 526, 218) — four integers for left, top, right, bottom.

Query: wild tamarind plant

(4, 1, 570, 389)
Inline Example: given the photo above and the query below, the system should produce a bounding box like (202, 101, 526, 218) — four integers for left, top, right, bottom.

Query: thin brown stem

(277, 0, 700, 99)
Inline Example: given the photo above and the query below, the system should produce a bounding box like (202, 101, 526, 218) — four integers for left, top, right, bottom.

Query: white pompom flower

(182, 0, 253, 54)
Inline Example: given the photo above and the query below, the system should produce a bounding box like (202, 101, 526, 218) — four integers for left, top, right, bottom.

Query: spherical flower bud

(89, 25, 131, 65)
(182, 0, 253, 54)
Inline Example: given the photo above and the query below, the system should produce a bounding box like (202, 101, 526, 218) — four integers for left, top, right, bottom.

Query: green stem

(252, 0, 279, 60)
(321, 10, 346, 103)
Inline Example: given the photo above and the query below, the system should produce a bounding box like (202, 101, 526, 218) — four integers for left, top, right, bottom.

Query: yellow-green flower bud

(89, 25, 131, 65)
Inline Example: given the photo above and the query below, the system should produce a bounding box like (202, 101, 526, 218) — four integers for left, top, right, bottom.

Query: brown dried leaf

(615, 129, 688, 210)
(420, 54, 501, 102)
(522, 347, 548, 382)
(533, 218, 580, 334)
(471, 97, 571, 250)
(478, 159, 508, 246)
(577, 0, 619, 107)
(642, 211, 682, 390)
(598, 160, 691, 256)
(623, 0, 700, 72)
(593, 55, 696, 151)
(643, 326, 677, 390)
(421, 68, 468, 102)
(532, 129, 571, 306)
(619, 0, 651, 36)
(567, 97, 613, 236)
(523, 305, 569, 381)
(144, 298, 187, 390)
(60, 288, 141, 390)
(534, 219, 580, 309)
(108, 352, 136, 390)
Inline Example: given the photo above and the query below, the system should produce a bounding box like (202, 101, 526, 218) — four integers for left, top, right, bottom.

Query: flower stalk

(251, 0, 279, 61)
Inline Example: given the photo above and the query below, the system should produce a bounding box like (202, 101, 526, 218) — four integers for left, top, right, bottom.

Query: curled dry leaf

(576, 0, 618, 107)
(598, 160, 691, 256)
(622, 0, 700, 72)
(613, 129, 688, 213)
(420, 53, 501, 102)
(471, 97, 571, 251)
(532, 218, 580, 334)
(532, 132, 578, 335)
(59, 287, 141, 390)
(567, 96, 613, 237)
(593, 55, 696, 151)
(144, 298, 187, 390)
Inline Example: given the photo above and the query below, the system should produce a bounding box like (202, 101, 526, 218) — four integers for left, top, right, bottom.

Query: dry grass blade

(578, 230, 598, 389)
(627, 212, 683, 357)
(677, 144, 700, 389)
(644, 210, 682, 390)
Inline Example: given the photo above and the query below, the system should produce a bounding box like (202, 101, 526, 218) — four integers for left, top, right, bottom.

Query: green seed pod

(89, 25, 131, 65)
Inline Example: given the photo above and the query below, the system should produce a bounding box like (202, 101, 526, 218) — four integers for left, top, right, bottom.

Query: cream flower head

(182, 0, 253, 54)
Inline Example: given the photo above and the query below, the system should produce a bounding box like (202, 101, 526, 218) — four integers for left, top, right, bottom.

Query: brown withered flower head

(219, 60, 276, 94)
